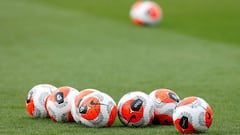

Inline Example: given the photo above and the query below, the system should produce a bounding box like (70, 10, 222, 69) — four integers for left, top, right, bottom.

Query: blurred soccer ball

(71, 88, 100, 123)
(173, 96, 213, 134)
(118, 91, 154, 127)
(45, 86, 79, 122)
(76, 91, 117, 127)
(130, 1, 162, 26)
(26, 84, 57, 118)
(149, 89, 180, 125)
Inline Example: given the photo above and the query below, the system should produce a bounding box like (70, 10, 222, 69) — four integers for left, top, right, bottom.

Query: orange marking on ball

(149, 4, 161, 20)
(26, 98, 34, 116)
(156, 114, 173, 125)
(121, 99, 144, 123)
(154, 89, 177, 103)
(107, 105, 117, 126)
(179, 96, 198, 107)
(205, 106, 213, 128)
(47, 86, 70, 102)
(74, 90, 95, 107)
(132, 18, 144, 25)
(80, 97, 101, 120)
(132, 1, 142, 10)
(175, 118, 195, 134)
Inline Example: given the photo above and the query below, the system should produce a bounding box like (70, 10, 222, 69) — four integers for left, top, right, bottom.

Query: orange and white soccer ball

(76, 91, 117, 127)
(45, 86, 79, 122)
(26, 84, 57, 118)
(149, 89, 180, 125)
(173, 96, 213, 134)
(71, 88, 100, 124)
(118, 91, 154, 127)
(130, 1, 162, 26)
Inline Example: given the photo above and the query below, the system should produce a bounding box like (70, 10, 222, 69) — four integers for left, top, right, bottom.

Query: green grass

(0, 0, 240, 134)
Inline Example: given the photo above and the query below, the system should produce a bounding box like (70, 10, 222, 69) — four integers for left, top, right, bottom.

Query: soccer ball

(130, 1, 162, 26)
(149, 89, 180, 125)
(75, 91, 117, 127)
(45, 86, 79, 122)
(26, 84, 57, 118)
(173, 96, 213, 133)
(71, 88, 100, 123)
(118, 91, 154, 127)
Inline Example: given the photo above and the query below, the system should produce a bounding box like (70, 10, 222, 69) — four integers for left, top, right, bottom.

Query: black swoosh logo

(127, 115, 136, 126)
(90, 100, 108, 106)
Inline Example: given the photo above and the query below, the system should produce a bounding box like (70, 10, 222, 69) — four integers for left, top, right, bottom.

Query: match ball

(118, 91, 154, 127)
(130, 1, 162, 26)
(71, 88, 100, 124)
(173, 96, 213, 134)
(76, 91, 117, 127)
(149, 89, 180, 125)
(26, 84, 57, 118)
(45, 86, 79, 122)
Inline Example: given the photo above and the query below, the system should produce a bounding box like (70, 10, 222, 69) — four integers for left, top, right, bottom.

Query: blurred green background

(0, 0, 239, 134)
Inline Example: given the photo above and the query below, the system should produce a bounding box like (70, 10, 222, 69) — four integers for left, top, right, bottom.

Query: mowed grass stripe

(0, 0, 239, 135)
(37, 0, 240, 45)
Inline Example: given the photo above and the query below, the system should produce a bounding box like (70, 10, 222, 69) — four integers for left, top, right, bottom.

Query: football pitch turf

(0, 0, 240, 134)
